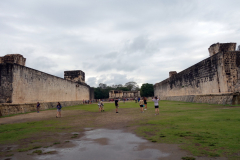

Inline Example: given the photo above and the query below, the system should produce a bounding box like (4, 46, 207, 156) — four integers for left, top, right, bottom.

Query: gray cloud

(1, 0, 240, 88)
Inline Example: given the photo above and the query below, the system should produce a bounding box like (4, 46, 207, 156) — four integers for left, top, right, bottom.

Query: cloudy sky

(1, 0, 240, 87)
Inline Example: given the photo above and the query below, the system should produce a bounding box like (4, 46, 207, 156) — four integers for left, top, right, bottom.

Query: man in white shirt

(152, 96, 160, 115)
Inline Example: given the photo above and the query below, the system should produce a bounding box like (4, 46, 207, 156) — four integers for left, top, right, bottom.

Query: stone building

(0, 54, 94, 104)
(109, 90, 140, 99)
(154, 42, 240, 105)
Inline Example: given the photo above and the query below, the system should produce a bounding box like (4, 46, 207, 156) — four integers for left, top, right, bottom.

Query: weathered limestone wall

(0, 100, 88, 117)
(154, 51, 240, 104)
(0, 64, 13, 103)
(161, 93, 235, 105)
(0, 63, 91, 104)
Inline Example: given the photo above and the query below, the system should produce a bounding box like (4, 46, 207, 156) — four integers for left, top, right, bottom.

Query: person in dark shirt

(144, 97, 148, 110)
(36, 102, 40, 113)
(56, 102, 62, 118)
(115, 98, 119, 113)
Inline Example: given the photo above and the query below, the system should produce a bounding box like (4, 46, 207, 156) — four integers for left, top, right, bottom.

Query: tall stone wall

(0, 63, 92, 104)
(154, 51, 240, 104)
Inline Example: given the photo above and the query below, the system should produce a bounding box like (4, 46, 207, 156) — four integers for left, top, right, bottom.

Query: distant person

(36, 102, 40, 113)
(139, 97, 144, 113)
(101, 100, 104, 112)
(152, 97, 160, 115)
(123, 98, 125, 103)
(115, 98, 119, 113)
(98, 99, 102, 112)
(138, 97, 140, 102)
(135, 97, 137, 103)
(144, 97, 148, 110)
(56, 102, 62, 118)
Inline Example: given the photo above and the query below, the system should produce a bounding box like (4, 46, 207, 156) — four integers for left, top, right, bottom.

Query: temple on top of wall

(154, 42, 240, 105)
(109, 90, 140, 99)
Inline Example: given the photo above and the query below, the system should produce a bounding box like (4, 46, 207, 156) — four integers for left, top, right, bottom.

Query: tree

(237, 45, 240, 51)
(140, 83, 154, 97)
(99, 83, 107, 89)
(124, 81, 139, 91)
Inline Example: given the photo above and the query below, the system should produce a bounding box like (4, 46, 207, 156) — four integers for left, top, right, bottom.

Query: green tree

(124, 81, 139, 91)
(140, 83, 154, 97)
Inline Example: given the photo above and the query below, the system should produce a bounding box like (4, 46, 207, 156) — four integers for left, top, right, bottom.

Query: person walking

(135, 97, 137, 103)
(144, 97, 148, 110)
(56, 102, 62, 118)
(139, 97, 144, 113)
(98, 99, 102, 112)
(115, 97, 119, 113)
(36, 102, 40, 113)
(101, 100, 104, 112)
(152, 97, 160, 115)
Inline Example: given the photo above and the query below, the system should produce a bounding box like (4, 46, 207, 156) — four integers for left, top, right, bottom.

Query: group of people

(36, 102, 62, 118)
(137, 97, 159, 115)
(36, 96, 160, 117)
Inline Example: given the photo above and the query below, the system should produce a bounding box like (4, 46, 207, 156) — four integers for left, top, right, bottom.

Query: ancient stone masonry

(64, 70, 85, 83)
(154, 42, 240, 105)
(109, 90, 140, 99)
(0, 54, 26, 66)
(0, 54, 94, 106)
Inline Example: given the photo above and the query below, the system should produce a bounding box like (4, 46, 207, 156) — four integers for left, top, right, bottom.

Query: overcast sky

(1, 0, 240, 87)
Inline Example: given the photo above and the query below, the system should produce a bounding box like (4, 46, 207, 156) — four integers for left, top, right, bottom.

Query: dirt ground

(0, 108, 228, 160)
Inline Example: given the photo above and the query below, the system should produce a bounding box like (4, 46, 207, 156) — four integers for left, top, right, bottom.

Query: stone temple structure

(109, 90, 140, 99)
(154, 42, 240, 105)
(0, 54, 94, 116)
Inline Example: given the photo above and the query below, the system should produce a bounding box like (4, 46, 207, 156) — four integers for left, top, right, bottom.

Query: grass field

(0, 101, 240, 159)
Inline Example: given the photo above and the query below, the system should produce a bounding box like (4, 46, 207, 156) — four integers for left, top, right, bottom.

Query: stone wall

(0, 100, 88, 117)
(154, 43, 240, 104)
(0, 63, 92, 104)
(161, 93, 236, 105)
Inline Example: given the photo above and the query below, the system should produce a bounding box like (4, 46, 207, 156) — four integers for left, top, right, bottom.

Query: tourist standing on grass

(56, 102, 62, 118)
(135, 97, 137, 103)
(98, 99, 102, 112)
(144, 97, 148, 110)
(152, 97, 159, 115)
(115, 97, 119, 113)
(36, 102, 40, 113)
(101, 100, 104, 112)
(139, 97, 144, 113)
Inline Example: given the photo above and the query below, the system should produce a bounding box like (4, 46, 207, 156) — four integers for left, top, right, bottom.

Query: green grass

(0, 100, 240, 159)
(136, 101, 240, 158)
(65, 101, 138, 112)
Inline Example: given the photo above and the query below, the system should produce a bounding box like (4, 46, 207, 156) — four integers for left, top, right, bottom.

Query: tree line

(94, 81, 154, 99)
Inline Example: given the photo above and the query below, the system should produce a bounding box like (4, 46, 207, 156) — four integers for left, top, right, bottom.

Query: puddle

(36, 129, 170, 160)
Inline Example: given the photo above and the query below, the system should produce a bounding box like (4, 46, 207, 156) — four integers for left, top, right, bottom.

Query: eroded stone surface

(154, 42, 240, 104)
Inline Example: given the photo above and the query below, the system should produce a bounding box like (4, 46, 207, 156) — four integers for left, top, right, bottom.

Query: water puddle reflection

(36, 128, 169, 160)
